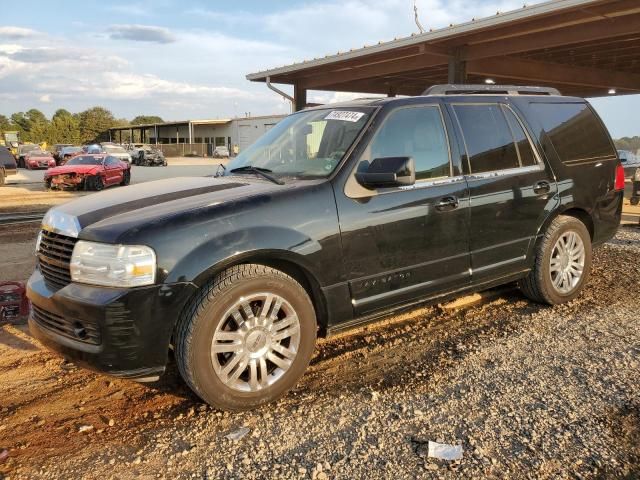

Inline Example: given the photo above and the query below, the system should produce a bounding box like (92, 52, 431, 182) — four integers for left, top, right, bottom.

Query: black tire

(89, 175, 104, 191)
(631, 197, 639, 206)
(120, 169, 130, 186)
(175, 264, 317, 411)
(0, 168, 5, 186)
(45, 178, 52, 190)
(519, 215, 592, 305)
(17, 157, 24, 169)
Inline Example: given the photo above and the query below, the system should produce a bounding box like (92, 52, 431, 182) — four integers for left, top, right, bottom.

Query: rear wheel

(0, 169, 5, 186)
(519, 215, 592, 305)
(175, 264, 317, 411)
(631, 197, 639, 206)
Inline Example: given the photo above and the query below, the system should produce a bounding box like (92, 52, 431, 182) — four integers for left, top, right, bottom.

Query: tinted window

(66, 155, 103, 166)
(454, 104, 519, 173)
(368, 106, 450, 180)
(503, 106, 537, 167)
(530, 102, 615, 162)
(105, 157, 119, 166)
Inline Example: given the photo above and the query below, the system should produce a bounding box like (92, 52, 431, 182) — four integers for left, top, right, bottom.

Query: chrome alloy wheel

(211, 293, 301, 392)
(549, 230, 586, 294)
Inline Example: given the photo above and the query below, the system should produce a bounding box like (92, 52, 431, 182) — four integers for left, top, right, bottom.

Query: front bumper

(27, 269, 197, 379)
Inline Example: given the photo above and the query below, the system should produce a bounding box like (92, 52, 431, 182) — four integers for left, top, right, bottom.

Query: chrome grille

(38, 229, 78, 290)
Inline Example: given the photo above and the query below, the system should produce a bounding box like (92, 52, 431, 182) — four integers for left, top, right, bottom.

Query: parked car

(16, 144, 42, 168)
(82, 144, 104, 154)
(131, 144, 166, 166)
(24, 150, 56, 170)
(52, 144, 73, 163)
(102, 144, 133, 164)
(213, 146, 230, 158)
(44, 154, 131, 190)
(0, 145, 17, 186)
(617, 149, 640, 178)
(27, 85, 624, 411)
(0, 282, 29, 323)
(631, 168, 640, 206)
(58, 146, 83, 165)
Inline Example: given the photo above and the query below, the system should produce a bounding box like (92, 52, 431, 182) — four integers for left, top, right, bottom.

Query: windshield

(20, 145, 40, 153)
(66, 155, 103, 166)
(225, 107, 373, 179)
(103, 145, 127, 154)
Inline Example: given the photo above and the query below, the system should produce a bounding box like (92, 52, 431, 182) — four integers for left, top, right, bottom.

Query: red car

(44, 154, 131, 190)
(25, 150, 56, 170)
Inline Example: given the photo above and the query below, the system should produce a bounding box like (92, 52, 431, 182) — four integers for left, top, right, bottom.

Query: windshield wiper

(229, 165, 284, 185)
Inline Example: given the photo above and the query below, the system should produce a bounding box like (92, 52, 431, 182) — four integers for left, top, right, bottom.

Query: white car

(102, 144, 133, 164)
(212, 146, 229, 158)
(618, 149, 640, 177)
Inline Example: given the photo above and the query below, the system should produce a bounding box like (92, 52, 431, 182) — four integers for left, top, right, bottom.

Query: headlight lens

(70, 240, 156, 287)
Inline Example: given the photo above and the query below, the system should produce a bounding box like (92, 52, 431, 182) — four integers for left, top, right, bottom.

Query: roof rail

(423, 84, 561, 96)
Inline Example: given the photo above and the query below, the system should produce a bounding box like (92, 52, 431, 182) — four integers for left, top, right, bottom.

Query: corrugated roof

(246, 0, 602, 81)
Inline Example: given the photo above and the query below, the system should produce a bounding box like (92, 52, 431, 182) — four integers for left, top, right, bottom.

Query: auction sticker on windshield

(325, 111, 365, 122)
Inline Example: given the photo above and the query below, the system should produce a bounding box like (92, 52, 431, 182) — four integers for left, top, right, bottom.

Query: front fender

(165, 225, 328, 286)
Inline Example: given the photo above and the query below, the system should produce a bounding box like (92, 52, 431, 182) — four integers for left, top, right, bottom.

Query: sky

(0, 0, 637, 138)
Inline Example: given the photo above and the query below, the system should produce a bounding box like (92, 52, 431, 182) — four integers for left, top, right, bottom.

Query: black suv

(27, 85, 624, 410)
(0, 145, 17, 186)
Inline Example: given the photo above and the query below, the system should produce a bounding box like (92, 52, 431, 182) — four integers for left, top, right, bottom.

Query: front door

(336, 103, 471, 316)
(447, 101, 558, 281)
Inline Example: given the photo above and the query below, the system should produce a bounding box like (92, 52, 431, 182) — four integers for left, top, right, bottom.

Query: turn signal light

(614, 164, 625, 191)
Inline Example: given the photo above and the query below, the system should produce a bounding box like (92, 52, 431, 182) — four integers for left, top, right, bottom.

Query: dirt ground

(0, 183, 639, 479)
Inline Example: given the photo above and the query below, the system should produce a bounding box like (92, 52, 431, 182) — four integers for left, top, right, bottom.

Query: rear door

(447, 100, 558, 281)
(103, 157, 121, 185)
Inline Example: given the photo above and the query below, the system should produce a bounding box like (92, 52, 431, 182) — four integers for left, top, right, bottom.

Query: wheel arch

(189, 250, 329, 334)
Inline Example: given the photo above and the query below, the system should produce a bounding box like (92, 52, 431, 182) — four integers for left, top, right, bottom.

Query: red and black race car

(25, 150, 56, 170)
(44, 154, 131, 191)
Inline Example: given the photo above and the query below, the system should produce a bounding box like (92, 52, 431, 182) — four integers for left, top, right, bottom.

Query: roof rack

(423, 84, 561, 96)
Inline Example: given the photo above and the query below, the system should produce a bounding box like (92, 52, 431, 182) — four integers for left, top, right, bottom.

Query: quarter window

(530, 102, 615, 163)
(454, 104, 520, 174)
(367, 106, 451, 181)
(503, 106, 538, 167)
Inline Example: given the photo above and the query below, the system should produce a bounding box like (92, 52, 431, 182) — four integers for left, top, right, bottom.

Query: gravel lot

(1, 221, 639, 479)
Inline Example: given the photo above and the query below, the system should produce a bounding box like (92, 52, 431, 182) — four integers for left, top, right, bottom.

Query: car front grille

(38, 229, 78, 290)
(31, 304, 101, 345)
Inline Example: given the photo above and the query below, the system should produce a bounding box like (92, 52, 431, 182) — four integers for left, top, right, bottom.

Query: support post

(448, 48, 467, 84)
(387, 86, 397, 97)
(155, 125, 158, 145)
(294, 83, 307, 112)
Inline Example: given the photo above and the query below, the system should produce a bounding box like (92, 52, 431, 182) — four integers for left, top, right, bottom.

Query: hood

(42, 176, 289, 242)
(46, 164, 100, 176)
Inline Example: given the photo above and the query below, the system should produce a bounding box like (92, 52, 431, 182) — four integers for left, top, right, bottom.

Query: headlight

(70, 240, 156, 287)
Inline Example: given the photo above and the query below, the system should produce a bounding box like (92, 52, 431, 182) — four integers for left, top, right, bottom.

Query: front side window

(226, 107, 372, 179)
(365, 105, 451, 181)
(454, 104, 520, 174)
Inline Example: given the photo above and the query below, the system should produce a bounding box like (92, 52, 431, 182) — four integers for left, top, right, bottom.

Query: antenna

(413, 0, 425, 34)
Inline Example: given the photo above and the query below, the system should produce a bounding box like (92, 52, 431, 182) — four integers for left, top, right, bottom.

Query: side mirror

(355, 156, 415, 189)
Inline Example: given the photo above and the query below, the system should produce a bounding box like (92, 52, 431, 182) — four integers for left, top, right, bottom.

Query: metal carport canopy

(246, 0, 640, 110)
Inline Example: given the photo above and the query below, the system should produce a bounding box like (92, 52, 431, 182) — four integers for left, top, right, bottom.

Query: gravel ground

(1, 226, 639, 479)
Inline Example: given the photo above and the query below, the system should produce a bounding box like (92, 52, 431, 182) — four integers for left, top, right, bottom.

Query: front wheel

(120, 170, 130, 186)
(519, 215, 592, 305)
(175, 264, 317, 411)
(631, 197, 639, 206)
(87, 175, 104, 191)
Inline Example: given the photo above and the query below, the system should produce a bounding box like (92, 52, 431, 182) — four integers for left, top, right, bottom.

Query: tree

(78, 106, 116, 143)
(50, 111, 81, 145)
(131, 115, 163, 125)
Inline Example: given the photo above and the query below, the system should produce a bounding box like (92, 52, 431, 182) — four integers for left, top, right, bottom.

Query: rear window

(530, 102, 615, 163)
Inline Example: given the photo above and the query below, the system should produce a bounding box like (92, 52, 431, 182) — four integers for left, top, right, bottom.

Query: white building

(108, 115, 285, 156)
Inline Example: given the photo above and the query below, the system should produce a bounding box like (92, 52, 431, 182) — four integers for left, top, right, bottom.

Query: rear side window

(368, 106, 451, 180)
(453, 104, 520, 173)
(530, 102, 615, 162)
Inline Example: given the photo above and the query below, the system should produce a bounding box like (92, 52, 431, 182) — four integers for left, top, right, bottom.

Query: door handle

(435, 196, 459, 211)
(533, 180, 551, 195)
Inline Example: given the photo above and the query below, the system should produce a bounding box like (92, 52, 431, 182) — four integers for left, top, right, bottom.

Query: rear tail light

(614, 164, 625, 191)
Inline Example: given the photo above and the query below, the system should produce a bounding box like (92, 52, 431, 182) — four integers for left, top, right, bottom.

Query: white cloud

(108, 24, 176, 44)
(0, 26, 39, 39)
(39, 94, 51, 103)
